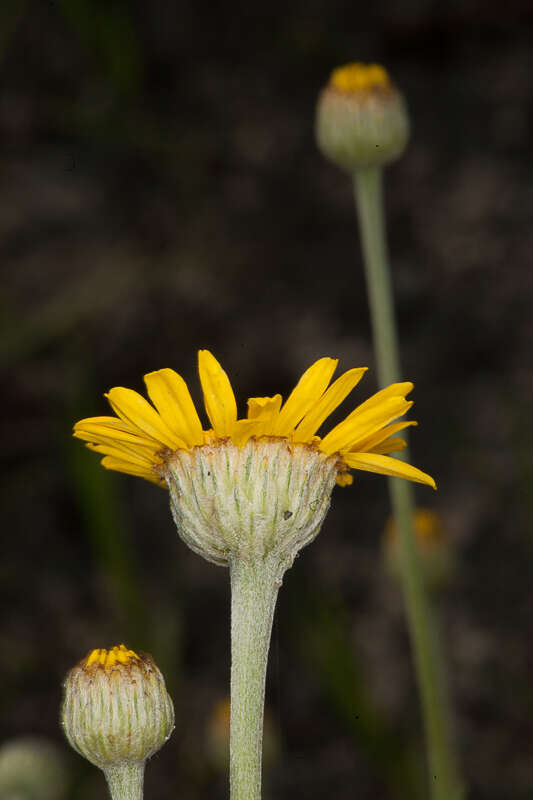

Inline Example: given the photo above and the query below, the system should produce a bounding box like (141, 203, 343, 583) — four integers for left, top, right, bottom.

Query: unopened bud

(61, 644, 174, 770)
(315, 62, 410, 171)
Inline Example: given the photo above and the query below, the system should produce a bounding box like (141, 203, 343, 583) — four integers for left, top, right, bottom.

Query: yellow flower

(74, 350, 434, 490)
(329, 62, 391, 93)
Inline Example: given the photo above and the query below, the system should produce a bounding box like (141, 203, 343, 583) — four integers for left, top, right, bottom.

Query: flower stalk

(104, 762, 144, 800)
(353, 165, 464, 799)
(229, 556, 281, 800)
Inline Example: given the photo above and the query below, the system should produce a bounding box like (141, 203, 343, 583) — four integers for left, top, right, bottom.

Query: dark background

(2, 1, 532, 797)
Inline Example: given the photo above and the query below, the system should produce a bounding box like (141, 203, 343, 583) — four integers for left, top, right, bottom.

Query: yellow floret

(85, 644, 140, 668)
(330, 62, 390, 92)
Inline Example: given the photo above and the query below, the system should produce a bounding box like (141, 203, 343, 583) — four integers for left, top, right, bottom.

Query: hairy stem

(104, 762, 144, 800)
(229, 556, 281, 800)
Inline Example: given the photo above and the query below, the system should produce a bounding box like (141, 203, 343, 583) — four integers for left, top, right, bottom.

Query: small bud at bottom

(62, 645, 174, 800)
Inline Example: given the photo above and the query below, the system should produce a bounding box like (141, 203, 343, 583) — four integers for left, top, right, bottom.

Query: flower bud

(383, 508, 456, 591)
(315, 62, 410, 171)
(165, 438, 339, 572)
(61, 644, 174, 769)
(0, 737, 69, 800)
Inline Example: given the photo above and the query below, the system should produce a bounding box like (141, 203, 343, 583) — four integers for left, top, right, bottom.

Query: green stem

(353, 165, 464, 800)
(229, 556, 281, 800)
(104, 762, 144, 800)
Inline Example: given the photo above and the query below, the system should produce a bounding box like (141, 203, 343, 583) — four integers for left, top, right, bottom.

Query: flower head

(61, 644, 174, 769)
(74, 352, 434, 568)
(74, 350, 434, 490)
(315, 62, 410, 171)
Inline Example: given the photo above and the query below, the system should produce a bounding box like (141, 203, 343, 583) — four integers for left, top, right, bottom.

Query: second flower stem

(229, 556, 280, 800)
(353, 165, 463, 800)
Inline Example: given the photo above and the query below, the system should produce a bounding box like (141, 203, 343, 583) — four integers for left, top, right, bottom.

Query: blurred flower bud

(206, 696, 279, 773)
(0, 737, 69, 800)
(61, 644, 174, 770)
(383, 508, 456, 591)
(315, 62, 410, 171)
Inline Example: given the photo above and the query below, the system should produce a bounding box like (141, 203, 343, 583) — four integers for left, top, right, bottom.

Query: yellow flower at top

(315, 61, 409, 170)
(330, 62, 391, 93)
(85, 644, 140, 669)
(74, 350, 435, 491)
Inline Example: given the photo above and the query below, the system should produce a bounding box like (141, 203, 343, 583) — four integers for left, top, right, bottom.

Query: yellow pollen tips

(330, 62, 390, 93)
(85, 644, 140, 668)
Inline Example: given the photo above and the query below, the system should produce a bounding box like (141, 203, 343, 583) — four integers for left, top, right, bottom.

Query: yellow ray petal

(342, 452, 436, 488)
(320, 397, 412, 455)
(100, 456, 165, 486)
(370, 437, 407, 454)
(342, 382, 414, 425)
(294, 367, 367, 442)
(244, 395, 283, 438)
(351, 420, 417, 452)
(74, 415, 141, 432)
(105, 387, 187, 450)
(81, 431, 161, 456)
(86, 442, 158, 468)
(198, 350, 237, 437)
(247, 395, 282, 421)
(230, 418, 264, 447)
(271, 357, 338, 436)
(77, 431, 161, 461)
(74, 419, 159, 449)
(144, 368, 204, 447)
